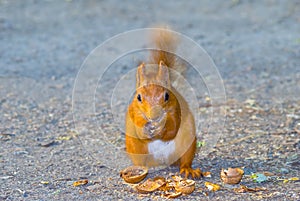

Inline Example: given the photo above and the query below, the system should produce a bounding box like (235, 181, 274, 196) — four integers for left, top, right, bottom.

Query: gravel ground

(0, 0, 299, 200)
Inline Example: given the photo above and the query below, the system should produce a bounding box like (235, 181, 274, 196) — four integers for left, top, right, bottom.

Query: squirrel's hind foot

(179, 167, 201, 178)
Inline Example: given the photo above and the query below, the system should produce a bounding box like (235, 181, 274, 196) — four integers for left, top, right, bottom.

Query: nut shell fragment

(202, 171, 212, 177)
(163, 191, 182, 199)
(205, 181, 220, 192)
(120, 166, 148, 184)
(174, 179, 195, 195)
(220, 168, 244, 184)
(159, 179, 176, 192)
(136, 178, 165, 193)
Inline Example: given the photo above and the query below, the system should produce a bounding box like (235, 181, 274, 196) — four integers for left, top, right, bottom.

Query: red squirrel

(125, 28, 201, 178)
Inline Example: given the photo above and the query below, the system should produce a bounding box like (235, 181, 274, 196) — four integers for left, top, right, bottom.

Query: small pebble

(280, 168, 289, 174)
(243, 167, 255, 175)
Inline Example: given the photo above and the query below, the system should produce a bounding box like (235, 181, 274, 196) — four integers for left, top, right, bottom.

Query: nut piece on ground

(120, 166, 148, 184)
(220, 167, 244, 184)
(174, 179, 195, 195)
(202, 171, 212, 177)
(136, 178, 166, 193)
(162, 191, 182, 199)
(205, 181, 221, 192)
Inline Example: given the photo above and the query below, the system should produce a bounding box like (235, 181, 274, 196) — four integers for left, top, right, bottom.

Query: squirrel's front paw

(180, 167, 201, 178)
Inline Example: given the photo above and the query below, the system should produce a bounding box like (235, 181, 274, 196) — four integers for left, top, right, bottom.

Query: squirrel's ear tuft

(157, 61, 170, 88)
(136, 63, 145, 88)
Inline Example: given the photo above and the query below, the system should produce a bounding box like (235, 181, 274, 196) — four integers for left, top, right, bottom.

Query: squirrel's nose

(148, 105, 164, 121)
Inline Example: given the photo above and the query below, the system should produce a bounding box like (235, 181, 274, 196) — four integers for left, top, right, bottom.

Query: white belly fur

(148, 140, 175, 164)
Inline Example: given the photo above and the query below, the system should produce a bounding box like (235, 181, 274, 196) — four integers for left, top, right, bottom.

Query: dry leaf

(56, 136, 72, 141)
(283, 179, 289, 184)
(40, 181, 49, 185)
(288, 177, 299, 181)
(283, 177, 299, 183)
(73, 179, 88, 187)
(263, 172, 275, 176)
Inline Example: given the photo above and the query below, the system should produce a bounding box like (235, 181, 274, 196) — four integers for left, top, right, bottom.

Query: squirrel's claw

(180, 167, 201, 178)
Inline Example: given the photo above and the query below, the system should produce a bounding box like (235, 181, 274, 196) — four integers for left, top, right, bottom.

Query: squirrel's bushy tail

(149, 28, 179, 69)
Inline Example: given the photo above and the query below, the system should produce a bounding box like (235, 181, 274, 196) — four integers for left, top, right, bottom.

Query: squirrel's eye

(164, 92, 169, 102)
(137, 94, 142, 102)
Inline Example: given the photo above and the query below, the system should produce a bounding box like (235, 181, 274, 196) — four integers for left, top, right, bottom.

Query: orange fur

(125, 28, 200, 178)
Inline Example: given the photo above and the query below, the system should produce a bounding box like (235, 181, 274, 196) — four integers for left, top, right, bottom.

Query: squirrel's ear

(136, 63, 145, 88)
(159, 60, 166, 67)
(158, 60, 170, 88)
